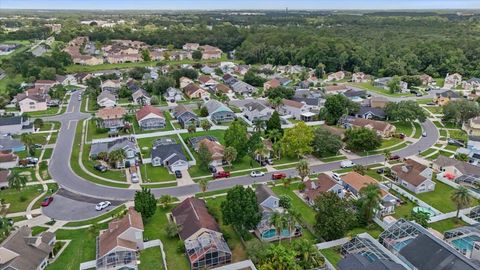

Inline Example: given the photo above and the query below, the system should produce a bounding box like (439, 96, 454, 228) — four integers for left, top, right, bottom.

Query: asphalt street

(43, 91, 439, 220)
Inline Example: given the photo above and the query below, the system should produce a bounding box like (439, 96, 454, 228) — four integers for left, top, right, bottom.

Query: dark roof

(343, 89, 366, 98)
(400, 233, 479, 270)
(171, 197, 221, 240)
(338, 254, 407, 270)
(188, 135, 218, 149)
(0, 116, 24, 126)
(357, 106, 386, 118)
(255, 184, 276, 204)
(436, 90, 461, 99)
(151, 140, 186, 163)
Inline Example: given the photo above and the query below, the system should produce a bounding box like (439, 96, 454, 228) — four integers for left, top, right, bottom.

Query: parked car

(389, 155, 400, 160)
(213, 171, 230, 179)
(422, 132, 427, 137)
(398, 133, 406, 139)
(95, 201, 111, 211)
(26, 157, 39, 164)
(41, 197, 53, 207)
(94, 164, 107, 172)
(426, 102, 436, 106)
(416, 92, 423, 97)
(131, 173, 139, 183)
(340, 160, 355, 168)
(448, 138, 465, 147)
(175, 170, 182, 178)
(208, 165, 217, 173)
(34, 143, 43, 149)
(271, 172, 286, 180)
(332, 173, 342, 181)
(250, 171, 265, 178)
(376, 168, 385, 174)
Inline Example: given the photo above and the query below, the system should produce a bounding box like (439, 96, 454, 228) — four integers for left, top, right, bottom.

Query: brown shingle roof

(349, 118, 394, 133)
(281, 99, 304, 109)
(215, 84, 231, 93)
(434, 156, 480, 175)
(96, 106, 126, 120)
(135, 105, 163, 122)
(341, 172, 378, 193)
(184, 83, 202, 96)
(172, 197, 221, 240)
(0, 151, 17, 163)
(199, 138, 224, 157)
(391, 159, 428, 187)
(324, 84, 348, 92)
(304, 173, 338, 202)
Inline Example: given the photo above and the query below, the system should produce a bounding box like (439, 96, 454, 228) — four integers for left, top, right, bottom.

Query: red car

(41, 197, 53, 207)
(271, 172, 286, 180)
(213, 171, 231, 179)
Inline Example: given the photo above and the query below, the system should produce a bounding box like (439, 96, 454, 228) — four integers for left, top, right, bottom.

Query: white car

(332, 173, 342, 181)
(422, 132, 427, 137)
(131, 173, 139, 183)
(250, 171, 265, 177)
(340, 160, 355, 168)
(95, 201, 111, 211)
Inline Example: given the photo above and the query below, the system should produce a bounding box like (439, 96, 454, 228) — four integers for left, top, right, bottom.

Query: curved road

(44, 91, 438, 217)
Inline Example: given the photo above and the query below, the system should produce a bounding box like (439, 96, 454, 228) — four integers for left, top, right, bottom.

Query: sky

(1, 0, 480, 10)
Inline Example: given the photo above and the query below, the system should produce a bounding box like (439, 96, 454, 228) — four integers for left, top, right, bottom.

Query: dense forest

(1, 11, 480, 77)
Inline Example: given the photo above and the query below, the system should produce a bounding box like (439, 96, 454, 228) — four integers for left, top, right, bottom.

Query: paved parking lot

(42, 188, 124, 221)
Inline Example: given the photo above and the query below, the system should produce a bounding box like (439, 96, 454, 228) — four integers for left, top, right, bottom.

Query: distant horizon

(1, 0, 479, 11)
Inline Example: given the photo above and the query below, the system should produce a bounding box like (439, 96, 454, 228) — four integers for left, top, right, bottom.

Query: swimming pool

(451, 235, 480, 253)
(393, 238, 414, 252)
(412, 206, 436, 217)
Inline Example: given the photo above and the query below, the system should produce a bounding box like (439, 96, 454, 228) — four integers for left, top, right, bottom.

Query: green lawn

(82, 144, 127, 182)
(180, 130, 226, 145)
(321, 247, 342, 268)
(444, 144, 459, 151)
(413, 122, 422, 138)
(448, 129, 468, 142)
(424, 106, 443, 114)
(380, 137, 403, 149)
(25, 107, 64, 117)
(390, 189, 416, 219)
(439, 129, 448, 137)
(413, 179, 468, 213)
(319, 155, 346, 162)
(141, 164, 176, 182)
(31, 226, 48, 236)
(47, 228, 98, 270)
(0, 185, 46, 213)
(391, 121, 414, 137)
(420, 148, 438, 157)
(43, 148, 53, 160)
(139, 247, 165, 270)
(65, 205, 127, 227)
(271, 183, 316, 227)
(429, 218, 468, 233)
(143, 206, 191, 270)
(433, 121, 444, 128)
(348, 82, 413, 97)
(347, 223, 384, 239)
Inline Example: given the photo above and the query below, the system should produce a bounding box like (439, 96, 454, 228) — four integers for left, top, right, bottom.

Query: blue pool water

(393, 238, 414, 251)
(451, 235, 480, 253)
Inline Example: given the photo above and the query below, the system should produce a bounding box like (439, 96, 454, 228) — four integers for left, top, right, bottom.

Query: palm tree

(296, 159, 310, 180)
(8, 171, 27, 191)
(223, 146, 237, 166)
(451, 186, 471, 218)
(20, 133, 35, 155)
(0, 217, 13, 239)
(383, 149, 391, 166)
(198, 178, 209, 194)
(187, 122, 196, 133)
(254, 144, 269, 164)
(293, 239, 325, 269)
(270, 212, 285, 244)
(267, 129, 282, 143)
(282, 177, 292, 189)
(159, 194, 174, 208)
(253, 119, 265, 133)
(200, 119, 212, 131)
(358, 184, 382, 223)
(108, 149, 126, 169)
(286, 209, 301, 243)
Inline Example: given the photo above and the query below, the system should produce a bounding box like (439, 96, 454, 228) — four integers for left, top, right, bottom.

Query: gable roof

(338, 254, 407, 270)
(281, 98, 304, 109)
(97, 90, 116, 103)
(255, 184, 277, 204)
(341, 172, 378, 192)
(151, 139, 186, 164)
(304, 173, 338, 202)
(391, 159, 429, 187)
(204, 100, 232, 114)
(0, 116, 24, 126)
(135, 105, 163, 121)
(183, 83, 203, 96)
(172, 197, 221, 240)
(434, 156, 480, 176)
(96, 106, 126, 120)
(349, 118, 393, 133)
(325, 84, 348, 92)
(98, 207, 144, 257)
(242, 101, 268, 112)
(358, 106, 386, 118)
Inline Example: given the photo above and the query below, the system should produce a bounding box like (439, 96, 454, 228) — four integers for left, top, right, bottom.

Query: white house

(96, 90, 117, 107)
(391, 159, 435, 194)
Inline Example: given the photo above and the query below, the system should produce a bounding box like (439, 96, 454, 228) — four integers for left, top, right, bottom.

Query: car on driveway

(94, 164, 107, 172)
(41, 197, 53, 207)
(340, 160, 355, 168)
(250, 171, 265, 177)
(332, 173, 342, 181)
(271, 172, 286, 180)
(95, 201, 111, 211)
(131, 173, 139, 183)
(213, 171, 230, 179)
(175, 170, 182, 178)
(208, 165, 217, 173)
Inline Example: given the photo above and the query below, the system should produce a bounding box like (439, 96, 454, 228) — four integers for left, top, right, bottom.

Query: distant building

(444, 73, 463, 89)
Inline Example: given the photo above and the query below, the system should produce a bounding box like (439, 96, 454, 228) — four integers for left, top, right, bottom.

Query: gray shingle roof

(151, 139, 186, 163)
(90, 137, 137, 156)
(338, 254, 407, 270)
(255, 184, 276, 204)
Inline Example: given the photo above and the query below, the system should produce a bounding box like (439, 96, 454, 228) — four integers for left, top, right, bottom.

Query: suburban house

(34, 80, 57, 89)
(255, 184, 302, 241)
(351, 72, 371, 83)
(95, 107, 127, 132)
(90, 137, 138, 168)
(292, 89, 324, 109)
(151, 138, 189, 172)
(179, 77, 194, 88)
(0, 137, 25, 152)
(96, 207, 144, 270)
(419, 74, 434, 86)
(173, 104, 199, 128)
(324, 84, 349, 93)
(169, 51, 192, 61)
(369, 96, 390, 108)
(201, 66, 215, 75)
(135, 105, 166, 130)
(198, 75, 217, 87)
(132, 89, 151, 105)
(199, 45, 223, 60)
(241, 101, 274, 121)
(343, 89, 366, 103)
(263, 78, 281, 91)
(444, 73, 463, 89)
(0, 150, 19, 169)
(341, 117, 396, 138)
(230, 80, 257, 96)
(433, 155, 480, 186)
(355, 105, 386, 120)
(16, 88, 50, 113)
(182, 43, 200, 51)
(463, 78, 480, 91)
(164, 87, 184, 102)
(0, 226, 55, 270)
(101, 79, 122, 93)
(341, 172, 398, 216)
(97, 90, 117, 107)
(433, 90, 461, 106)
(213, 84, 231, 94)
(391, 159, 435, 194)
(462, 116, 480, 136)
(327, 71, 346, 81)
(0, 116, 34, 134)
(183, 83, 210, 99)
(222, 73, 237, 85)
(233, 64, 250, 76)
(171, 197, 232, 270)
(303, 173, 344, 205)
(374, 77, 408, 92)
(204, 100, 235, 123)
(278, 99, 312, 121)
(188, 136, 224, 166)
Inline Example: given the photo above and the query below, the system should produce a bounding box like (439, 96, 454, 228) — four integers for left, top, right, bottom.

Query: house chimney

(401, 166, 409, 173)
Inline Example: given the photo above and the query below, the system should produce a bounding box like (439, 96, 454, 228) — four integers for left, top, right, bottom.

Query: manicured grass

(139, 247, 165, 270)
(143, 206, 191, 270)
(0, 185, 45, 213)
(357, 142, 408, 156)
(448, 129, 468, 142)
(47, 228, 98, 270)
(65, 205, 127, 227)
(348, 82, 412, 97)
(380, 137, 403, 149)
(416, 99, 433, 105)
(429, 218, 468, 233)
(321, 247, 342, 268)
(271, 183, 316, 227)
(31, 226, 48, 236)
(433, 121, 444, 128)
(11, 167, 37, 182)
(390, 190, 416, 219)
(140, 182, 177, 188)
(25, 106, 64, 117)
(204, 197, 248, 262)
(391, 121, 414, 137)
(180, 130, 226, 145)
(413, 179, 467, 213)
(195, 188, 231, 198)
(141, 164, 176, 182)
(82, 143, 127, 182)
(444, 144, 459, 151)
(347, 223, 383, 239)
(413, 122, 422, 138)
(320, 155, 346, 162)
(420, 148, 437, 157)
(43, 148, 53, 160)
(439, 129, 448, 137)
(434, 143, 444, 148)
(273, 156, 300, 165)
(424, 106, 443, 114)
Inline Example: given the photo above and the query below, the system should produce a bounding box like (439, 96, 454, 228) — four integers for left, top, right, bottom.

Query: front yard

(47, 228, 97, 270)
(133, 111, 174, 134)
(141, 164, 176, 182)
(0, 183, 57, 214)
